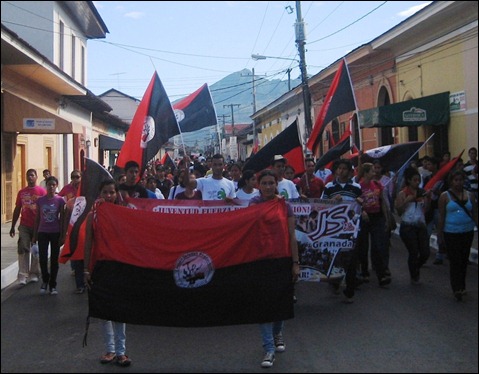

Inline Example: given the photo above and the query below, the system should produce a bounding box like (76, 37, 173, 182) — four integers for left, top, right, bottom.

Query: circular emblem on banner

(174, 109, 185, 122)
(140, 116, 155, 149)
(174, 252, 214, 288)
(366, 145, 391, 158)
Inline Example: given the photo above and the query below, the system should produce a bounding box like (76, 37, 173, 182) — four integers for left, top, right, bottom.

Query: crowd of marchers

(8, 147, 477, 369)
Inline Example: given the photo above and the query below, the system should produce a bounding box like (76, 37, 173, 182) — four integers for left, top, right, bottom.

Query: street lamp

(251, 53, 298, 62)
(251, 52, 311, 137)
(252, 54, 296, 90)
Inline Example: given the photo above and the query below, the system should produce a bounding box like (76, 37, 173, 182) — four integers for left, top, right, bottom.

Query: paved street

(1, 233, 477, 373)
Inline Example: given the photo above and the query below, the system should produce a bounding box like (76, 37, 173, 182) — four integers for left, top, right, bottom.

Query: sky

(88, 1, 432, 102)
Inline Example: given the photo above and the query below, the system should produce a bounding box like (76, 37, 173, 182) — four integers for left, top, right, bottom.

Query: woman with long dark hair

(437, 170, 478, 301)
(395, 167, 431, 284)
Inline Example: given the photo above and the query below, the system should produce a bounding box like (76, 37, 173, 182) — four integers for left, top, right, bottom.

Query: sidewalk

(2, 222, 478, 290)
(1, 223, 19, 290)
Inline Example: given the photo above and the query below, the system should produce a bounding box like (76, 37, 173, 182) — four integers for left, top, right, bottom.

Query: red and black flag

(424, 149, 464, 191)
(60, 158, 113, 262)
(88, 199, 294, 327)
(116, 71, 179, 172)
(173, 83, 217, 133)
(307, 58, 356, 154)
(350, 141, 425, 172)
(160, 152, 177, 173)
(242, 120, 305, 175)
(315, 129, 352, 171)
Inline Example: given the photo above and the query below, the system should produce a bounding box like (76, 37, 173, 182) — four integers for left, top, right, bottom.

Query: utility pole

(295, 1, 313, 140)
(223, 104, 240, 136)
(241, 68, 266, 152)
(217, 114, 230, 154)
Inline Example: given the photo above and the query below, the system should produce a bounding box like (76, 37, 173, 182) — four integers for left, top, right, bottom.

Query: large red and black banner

(88, 199, 294, 327)
(242, 120, 305, 175)
(307, 58, 356, 154)
(116, 71, 179, 172)
(173, 83, 217, 133)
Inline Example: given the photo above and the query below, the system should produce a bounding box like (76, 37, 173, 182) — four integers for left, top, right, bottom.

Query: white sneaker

(29, 276, 39, 283)
(50, 288, 58, 295)
(18, 279, 27, 286)
(274, 334, 285, 352)
(261, 352, 275, 368)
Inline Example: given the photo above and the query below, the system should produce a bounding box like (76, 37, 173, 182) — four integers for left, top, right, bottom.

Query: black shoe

(354, 277, 364, 289)
(454, 291, 463, 301)
(293, 295, 297, 303)
(384, 269, 391, 277)
(433, 259, 443, 265)
(379, 277, 391, 287)
(411, 275, 421, 285)
(330, 282, 341, 295)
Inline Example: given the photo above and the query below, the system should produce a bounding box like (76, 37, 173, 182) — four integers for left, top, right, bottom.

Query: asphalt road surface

(1, 235, 477, 373)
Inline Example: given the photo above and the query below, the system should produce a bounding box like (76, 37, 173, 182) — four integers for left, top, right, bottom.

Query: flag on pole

(116, 71, 179, 172)
(60, 158, 113, 262)
(315, 129, 352, 171)
(307, 58, 356, 153)
(424, 149, 465, 191)
(160, 152, 177, 173)
(251, 135, 260, 156)
(88, 199, 294, 327)
(173, 83, 217, 133)
(242, 120, 305, 175)
(349, 141, 424, 172)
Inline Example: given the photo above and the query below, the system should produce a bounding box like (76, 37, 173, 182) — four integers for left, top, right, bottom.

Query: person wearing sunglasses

(58, 170, 82, 203)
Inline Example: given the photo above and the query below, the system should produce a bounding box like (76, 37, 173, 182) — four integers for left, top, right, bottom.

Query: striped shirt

(321, 178, 362, 201)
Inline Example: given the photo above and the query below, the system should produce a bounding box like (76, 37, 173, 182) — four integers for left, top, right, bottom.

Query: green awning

(99, 134, 124, 150)
(359, 92, 450, 128)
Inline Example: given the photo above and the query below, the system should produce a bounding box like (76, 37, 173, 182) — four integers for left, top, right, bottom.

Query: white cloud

(124, 11, 144, 20)
(398, 2, 432, 18)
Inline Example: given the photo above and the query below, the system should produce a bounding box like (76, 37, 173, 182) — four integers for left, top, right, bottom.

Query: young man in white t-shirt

(186, 154, 236, 201)
(271, 155, 300, 200)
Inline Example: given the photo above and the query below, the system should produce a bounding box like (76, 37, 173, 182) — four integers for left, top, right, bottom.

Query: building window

(81, 46, 86, 85)
(59, 21, 64, 71)
(71, 35, 76, 79)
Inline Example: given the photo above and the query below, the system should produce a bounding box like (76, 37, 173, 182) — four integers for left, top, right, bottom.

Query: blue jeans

(399, 223, 430, 279)
(72, 260, 85, 289)
(259, 321, 284, 353)
(101, 320, 126, 356)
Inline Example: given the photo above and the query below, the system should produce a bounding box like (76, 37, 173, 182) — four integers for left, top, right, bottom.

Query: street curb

(1, 262, 18, 290)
